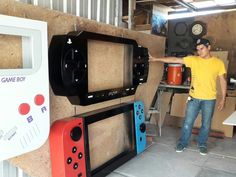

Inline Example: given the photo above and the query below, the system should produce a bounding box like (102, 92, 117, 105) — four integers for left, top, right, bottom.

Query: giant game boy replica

(0, 15, 50, 160)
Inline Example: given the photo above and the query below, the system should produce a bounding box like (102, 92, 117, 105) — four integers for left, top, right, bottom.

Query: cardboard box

(227, 90, 236, 97)
(194, 96, 235, 137)
(170, 93, 188, 117)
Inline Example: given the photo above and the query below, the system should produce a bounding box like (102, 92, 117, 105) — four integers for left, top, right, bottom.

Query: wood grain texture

(196, 13, 236, 76)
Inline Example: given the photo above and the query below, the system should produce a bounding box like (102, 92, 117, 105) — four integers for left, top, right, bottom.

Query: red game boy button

(34, 94, 45, 106)
(18, 103, 30, 115)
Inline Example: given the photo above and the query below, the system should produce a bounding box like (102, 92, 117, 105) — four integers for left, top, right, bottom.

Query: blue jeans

(178, 97, 216, 148)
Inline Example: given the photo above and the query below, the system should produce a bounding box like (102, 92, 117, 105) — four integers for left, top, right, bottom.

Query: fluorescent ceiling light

(214, 0, 235, 5)
(191, 1, 216, 8)
(173, 0, 236, 12)
(168, 0, 236, 20)
(167, 10, 222, 20)
(167, 8, 236, 20)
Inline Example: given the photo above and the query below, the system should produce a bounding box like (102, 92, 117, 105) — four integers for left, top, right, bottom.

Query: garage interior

(0, 0, 236, 177)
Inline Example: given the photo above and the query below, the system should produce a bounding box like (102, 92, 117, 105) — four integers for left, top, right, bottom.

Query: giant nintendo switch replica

(0, 15, 50, 160)
(50, 101, 146, 177)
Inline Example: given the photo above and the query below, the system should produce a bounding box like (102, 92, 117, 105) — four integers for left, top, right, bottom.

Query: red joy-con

(49, 117, 87, 177)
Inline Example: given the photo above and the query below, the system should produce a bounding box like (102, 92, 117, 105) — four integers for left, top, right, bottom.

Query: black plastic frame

(76, 103, 137, 177)
(49, 31, 149, 105)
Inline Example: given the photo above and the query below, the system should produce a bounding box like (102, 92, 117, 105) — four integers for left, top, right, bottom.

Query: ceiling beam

(174, 0, 197, 11)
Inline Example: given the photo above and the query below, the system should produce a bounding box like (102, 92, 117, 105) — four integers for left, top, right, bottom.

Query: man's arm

(218, 74, 227, 111)
(149, 54, 184, 64)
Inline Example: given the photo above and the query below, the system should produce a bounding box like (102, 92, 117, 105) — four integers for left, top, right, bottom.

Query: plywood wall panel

(196, 12, 236, 76)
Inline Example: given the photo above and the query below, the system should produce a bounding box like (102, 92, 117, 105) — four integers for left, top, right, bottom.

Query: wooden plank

(134, 24, 152, 31)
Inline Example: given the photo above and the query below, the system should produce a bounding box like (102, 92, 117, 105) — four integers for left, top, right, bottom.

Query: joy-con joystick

(49, 118, 87, 177)
(134, 101, 146, 154)
(140, 123, 146, 133)
(70, 126, 82, 141)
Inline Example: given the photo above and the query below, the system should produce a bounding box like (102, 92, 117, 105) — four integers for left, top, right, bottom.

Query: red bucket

(167, 64, 183, 85)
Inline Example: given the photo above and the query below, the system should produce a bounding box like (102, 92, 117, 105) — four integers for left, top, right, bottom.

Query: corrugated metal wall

(1, 1, 124, 177)
(15, 0, 123, 26)
(0, 161, 30, 177)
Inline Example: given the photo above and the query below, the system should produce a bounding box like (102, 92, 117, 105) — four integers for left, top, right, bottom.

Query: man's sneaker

(199, 146, 207, 155)
(175, 143, 185, 152)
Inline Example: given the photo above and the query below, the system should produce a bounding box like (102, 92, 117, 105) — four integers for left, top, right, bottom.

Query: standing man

(149, 38, 227, 155)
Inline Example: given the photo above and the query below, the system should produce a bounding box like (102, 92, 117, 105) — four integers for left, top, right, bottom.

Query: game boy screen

(0, 34, 33, 70)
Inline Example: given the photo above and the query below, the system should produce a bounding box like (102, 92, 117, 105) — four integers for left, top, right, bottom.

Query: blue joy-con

(134, 100, 146, 154)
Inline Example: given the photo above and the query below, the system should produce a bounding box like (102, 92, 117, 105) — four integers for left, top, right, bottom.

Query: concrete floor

(107, 126, 236, 177)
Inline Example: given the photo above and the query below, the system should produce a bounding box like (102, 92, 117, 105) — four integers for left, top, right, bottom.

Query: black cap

(195, 38, 211, 47)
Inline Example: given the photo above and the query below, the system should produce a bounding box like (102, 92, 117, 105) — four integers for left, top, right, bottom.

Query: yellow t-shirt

(183, 55, 226, 100)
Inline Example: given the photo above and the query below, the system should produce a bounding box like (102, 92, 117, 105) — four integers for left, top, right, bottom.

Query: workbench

(147, 82, 190, 136)
(159, 83, 190, 91)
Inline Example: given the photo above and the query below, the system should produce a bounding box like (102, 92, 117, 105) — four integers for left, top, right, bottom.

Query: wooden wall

(0, 0, 165, 177)
(196, 12, 236, 76)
